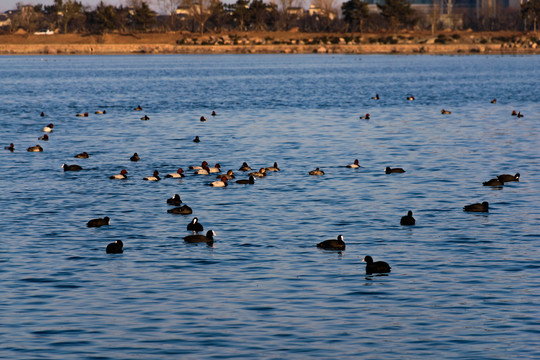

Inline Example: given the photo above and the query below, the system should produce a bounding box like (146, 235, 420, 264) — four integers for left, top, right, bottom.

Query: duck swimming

(209, 176, 228, 187)
(346, 159, 360, 168)
(184, 230, 215, 244)
(441, 109, 451, 114)
(134, 105, 143, 111)
(236, 176, 255, 185)
(463, 201, 489, 212)
(27, 145, 43, 152)
(497, 173, 519, 182)
(193, 136, 200, 143)
(74, 152, 89, 159)
(106, 240, 123, 254)
(87, 216, 110, 228)
(5, 143, 14, 152)
(220, 170, 235, 180)
(140, 115, 149, 121)
(143, 170, 160, 181)
(208, 163, 221, 173)
(167, 194, 182, 206)
(38, 134, 49, 141)
(363, 256, 391, 274)
(316, 235, 345, 251)
(309, 168, 324, 175)
(360, 113, 370, 120)
(249, 168, 267, 177)
(62, 164, 83, 171)
(110, 169, 128, 179)
(42, 123, 54, 132)
(266, 162, 280, 172)
(239, 162, 252, 171)
(187, 217, 204, 234)
(483, 178, 504, 186)
(130, 153, 140, 162)
(385, 167, 405, 174)
(400, 210, 415, 225)
(167, 205, 192, 214)
(165, 168, 185, 178)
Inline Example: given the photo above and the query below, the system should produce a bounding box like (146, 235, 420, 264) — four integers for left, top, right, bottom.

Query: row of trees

(4, 0, 540, 34)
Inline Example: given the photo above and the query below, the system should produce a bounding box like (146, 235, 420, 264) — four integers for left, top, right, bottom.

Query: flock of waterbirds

(4, 97, 524, 275)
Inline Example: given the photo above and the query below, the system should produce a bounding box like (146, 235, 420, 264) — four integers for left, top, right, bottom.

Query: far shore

(1, 31, 538, 55)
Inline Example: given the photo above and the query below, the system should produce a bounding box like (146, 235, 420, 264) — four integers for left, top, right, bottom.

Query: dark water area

(1, 54, 539, 359)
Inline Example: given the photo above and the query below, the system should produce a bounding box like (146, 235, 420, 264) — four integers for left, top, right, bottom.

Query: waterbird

(511, 110, 517, 116)
(167, 205, 192, 214)
(371, 94, 379, 100)
(165, 168, 185, 178)
(106, 240, 123, 254)
(195, 165, 211, 175)
(516, 112, 524, 118)
(309, 167, 324, 175)
(208, 163, 221, 173)
(236, 176, 255, 185)
(407, 95, 415, 101)
(249, 168, 267, 177)
(220, 170, 235, 180)
(211, 111, 216, 116)
(491, 99, 496, 104)
(40, 112, 45, 117)
(27, 145, 43, 152)
(110, 169, 128, 179)
(87, 216, 110, 228)
(187, 217, 204, 234)
(43, 123, 54, 132)
(265, 162, 280, 172)
(346, 159, 360, 168)
(38, 134, 49, 141)
(74, 152, 89, 158)
(5, 143, 14, 152)
(400, 211, 416, 226)
(143, 170, 160, 181)
(363, 256, 391, 275)
(239, 162, 252, 171)
(190, 161, 208, 170)
(166, 194, 182, 206)
(76, 112, 88, 117)
(193, 136, 200, 143)
(140, 115, 149, 120)
(95, 110, 106, 114)
(360, 113, 370, 120)
(209, 176, 228, 187)
(316, 235, 345, 251)
(62, 164, 83, 171)
(184, 230, 215, 244)
(134, 105, 143, 111)
(130, 153, 140, 161)
(463, 201, 489, 212)
(483, 178, 504, 186)
(441, 109, 451, 114)
(497, 173, 519, 182)
(385, 167, 405, 174)
(200, 116, 207, 122)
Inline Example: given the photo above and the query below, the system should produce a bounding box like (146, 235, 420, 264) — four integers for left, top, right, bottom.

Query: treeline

(4, 0, 540, 35)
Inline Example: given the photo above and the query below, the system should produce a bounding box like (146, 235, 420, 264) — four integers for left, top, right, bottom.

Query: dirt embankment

(0, 31, 538, 55)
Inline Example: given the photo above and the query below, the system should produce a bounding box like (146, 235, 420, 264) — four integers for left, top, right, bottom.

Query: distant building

(0, 13, 11, 28)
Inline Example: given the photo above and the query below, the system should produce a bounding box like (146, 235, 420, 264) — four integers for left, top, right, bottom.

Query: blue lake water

(1, 54, 539, 359)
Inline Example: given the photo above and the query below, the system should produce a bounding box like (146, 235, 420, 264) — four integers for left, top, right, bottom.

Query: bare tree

(157, 0, 182, 29)
(181, 0, 212, 34)
(278, 0, 303, 30)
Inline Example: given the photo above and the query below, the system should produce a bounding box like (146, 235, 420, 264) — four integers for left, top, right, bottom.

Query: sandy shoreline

(1, 32, 538, 55)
